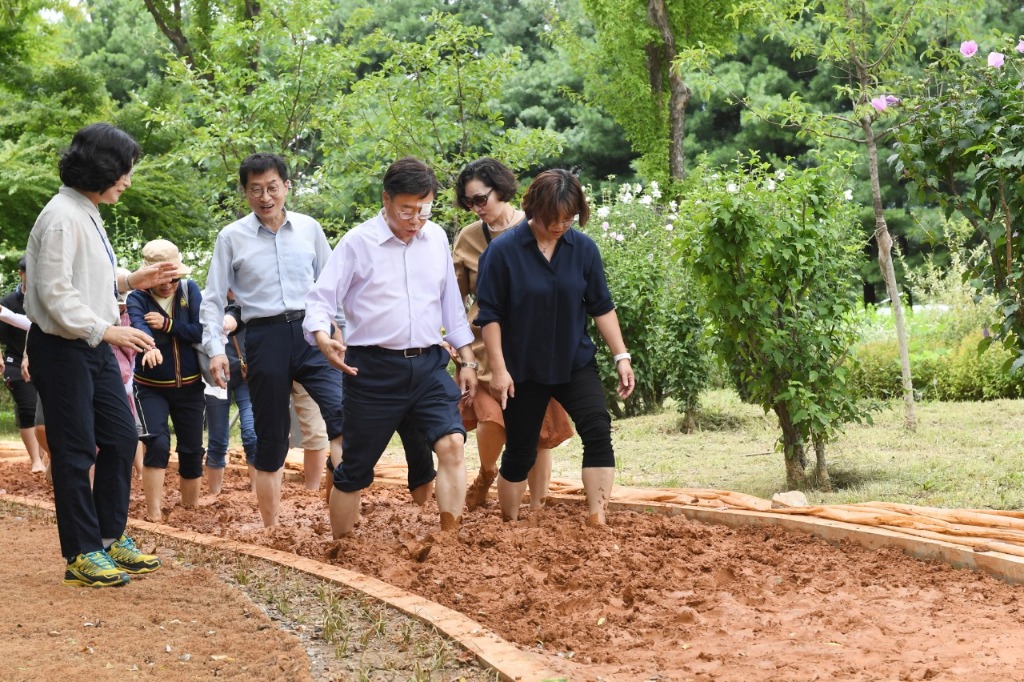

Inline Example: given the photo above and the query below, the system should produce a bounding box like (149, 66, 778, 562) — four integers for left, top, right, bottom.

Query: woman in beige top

(452, 158, 573, 512)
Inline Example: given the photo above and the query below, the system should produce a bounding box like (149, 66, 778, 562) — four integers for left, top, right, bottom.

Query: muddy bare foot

(465, 469, 496, 511)
(439, 511, 462, 532)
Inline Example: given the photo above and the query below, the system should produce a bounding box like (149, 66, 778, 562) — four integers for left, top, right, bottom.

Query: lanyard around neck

(88, 214, 118, 299)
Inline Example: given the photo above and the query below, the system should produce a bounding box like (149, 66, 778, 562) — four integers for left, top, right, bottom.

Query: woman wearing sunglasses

(126, 239, 206, 522)
(452, 158, 574, 513)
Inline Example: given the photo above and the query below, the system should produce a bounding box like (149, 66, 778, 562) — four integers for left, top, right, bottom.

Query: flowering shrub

(894, 36, 1024, 372)
(583, 182, 711, 421)
(678, 155, 872, 489)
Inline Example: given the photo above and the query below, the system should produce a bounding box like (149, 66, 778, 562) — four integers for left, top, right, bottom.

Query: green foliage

(148, 0, 366, 229)
(850, 232, 1006, 401)
(569, 0, 746, 183)
(70, 0, 167, 103)
(893, 35, 1024, 372)
(319, 10, 563, 233)
(581, 183, 710, 417)
(850, 328, 1024, 402)
(680, 153, 872, 486)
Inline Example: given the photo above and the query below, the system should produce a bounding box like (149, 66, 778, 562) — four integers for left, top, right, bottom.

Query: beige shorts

(291, 382, 328, 451)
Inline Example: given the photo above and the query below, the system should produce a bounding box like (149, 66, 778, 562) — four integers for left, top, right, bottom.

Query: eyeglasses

(247, 184, 285, 199)
(462, 188, 494, 209)
(395, 203, 433, 221)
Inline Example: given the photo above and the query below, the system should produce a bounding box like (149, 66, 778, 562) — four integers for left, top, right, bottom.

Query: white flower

(597, 206, 610, 219)
(647, 253, 655, 261)
(766, 179, 776, 191)
(665, 223, 674, 231)
(633, 183, 642, 193)
(602, 221, 610, 231)
(649, 181, 662, 199)
(726, 183, 738, 193)
(844, 189, 854, 201)
(639, 195, 653, 205)
(711, 173, 720, 180)
(615, 233, 625, 242)
(620, 193, 634, 204)
(608, 231, 618, 239)
(629, 222, 637, 230)
(775, 170, 786, 181)
(669, 200, 678, 211)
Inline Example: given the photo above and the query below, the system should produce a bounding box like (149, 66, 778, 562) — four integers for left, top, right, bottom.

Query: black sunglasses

(462, 187, 494, 209)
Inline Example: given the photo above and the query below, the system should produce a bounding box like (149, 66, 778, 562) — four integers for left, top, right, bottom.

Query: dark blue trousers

(28, 327, 137, 559)
(334, 345, 463, 493)
(244, 319, 344, 471)
(138, 381, 206, 479)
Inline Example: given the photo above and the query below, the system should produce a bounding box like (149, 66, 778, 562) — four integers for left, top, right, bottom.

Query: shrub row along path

(2, 442, 1024, 680)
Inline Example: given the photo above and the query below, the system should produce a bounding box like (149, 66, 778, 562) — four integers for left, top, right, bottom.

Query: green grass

(379, 389, 1024, 512)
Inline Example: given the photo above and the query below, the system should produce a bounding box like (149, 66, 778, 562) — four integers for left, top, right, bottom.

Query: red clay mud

(3, 460, 1024, 681)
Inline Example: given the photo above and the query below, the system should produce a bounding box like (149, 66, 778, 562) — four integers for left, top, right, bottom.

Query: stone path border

(0, 494, 561, 682)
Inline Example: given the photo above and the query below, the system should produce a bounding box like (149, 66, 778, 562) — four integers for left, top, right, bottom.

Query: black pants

(500, 360, 614, 482)
(28, 328, 137, 559)
(3, 366, 36, 428)
(138, 381, 206, 479)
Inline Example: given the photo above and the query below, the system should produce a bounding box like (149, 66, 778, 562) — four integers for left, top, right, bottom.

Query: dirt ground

(0, 503, 312, 681)
(3, 451, 1024, 682)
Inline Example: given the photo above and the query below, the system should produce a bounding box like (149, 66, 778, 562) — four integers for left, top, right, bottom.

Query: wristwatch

(460, 361, 479, 370)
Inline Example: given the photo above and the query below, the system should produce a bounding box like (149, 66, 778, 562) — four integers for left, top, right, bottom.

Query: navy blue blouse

(475, 220, 615, 385)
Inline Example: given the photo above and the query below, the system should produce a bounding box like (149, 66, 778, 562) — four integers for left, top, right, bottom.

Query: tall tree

(741, 0, 977, 431)
(568, 0, 746, 183)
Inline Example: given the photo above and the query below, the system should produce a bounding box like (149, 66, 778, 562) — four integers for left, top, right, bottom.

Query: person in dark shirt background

(0, 255, 45, 473)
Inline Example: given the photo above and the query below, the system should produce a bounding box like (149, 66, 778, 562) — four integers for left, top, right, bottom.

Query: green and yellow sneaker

(107, 535, 162, 574)
(64, 550, 130, 588)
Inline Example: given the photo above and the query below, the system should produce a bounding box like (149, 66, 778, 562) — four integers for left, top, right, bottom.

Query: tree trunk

(680, 408, 697, 434)
(774, 403, 806, 489)
(861, 115, 917, 431)
(812, 435, 831, 491)
(647, 0, 689, 180)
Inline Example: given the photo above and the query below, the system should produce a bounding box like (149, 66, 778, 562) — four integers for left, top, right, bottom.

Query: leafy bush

(583, 182, 711, 419)
(894, 36, 1024, 371)
(850, 328, 1024, 402)
(679, 154, 872, 489)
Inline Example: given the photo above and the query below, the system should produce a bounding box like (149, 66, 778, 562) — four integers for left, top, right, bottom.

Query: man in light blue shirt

(201, 152, 344, 527)
(304, 157, 479, 537)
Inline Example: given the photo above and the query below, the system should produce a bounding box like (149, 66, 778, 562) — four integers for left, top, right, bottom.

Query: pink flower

(989, 51, 1005, 68)
(960, 40, 978, 57)
(870, 96, 888, 112)
(885, 95, 901, 106)
(1017, 39, 1024, 54)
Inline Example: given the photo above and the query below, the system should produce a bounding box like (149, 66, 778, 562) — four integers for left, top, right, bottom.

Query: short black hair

(239, 153, 290, 188)
(58, 123, 141, 192)
(455, 158, 518, 209)
(383, 157, 437, 199)
(521, 169, 590, 228)
(18, 256, 27, 272)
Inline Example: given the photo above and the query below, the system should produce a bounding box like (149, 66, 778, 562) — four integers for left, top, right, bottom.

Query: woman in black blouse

(475, 169, 635, 526)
